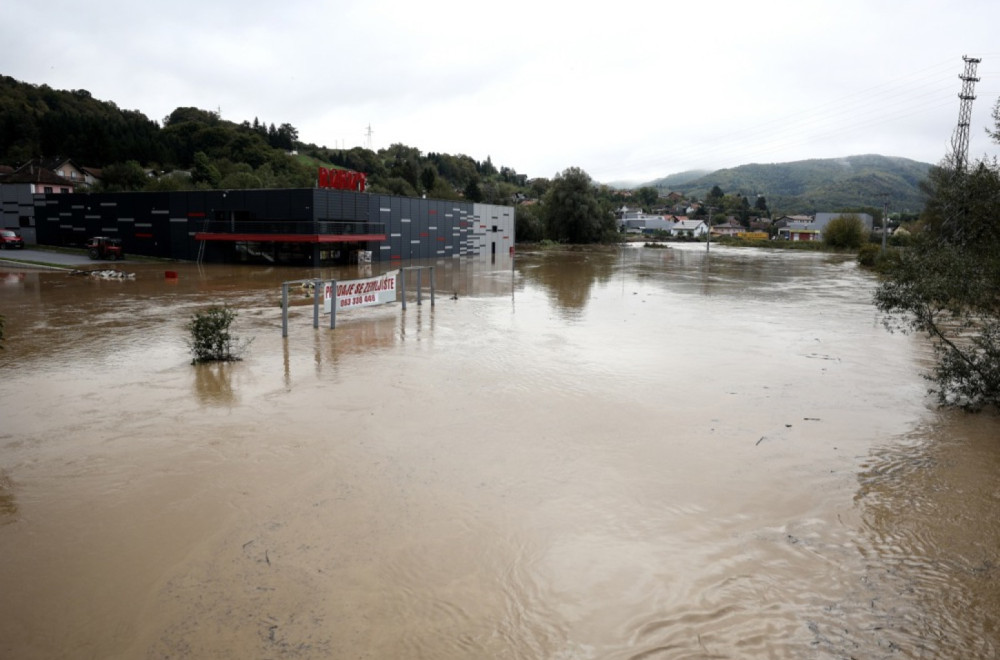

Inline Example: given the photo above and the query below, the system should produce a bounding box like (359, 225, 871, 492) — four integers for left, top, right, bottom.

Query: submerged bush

(824, 214, 866, 249)
(186, 306, 252, 364)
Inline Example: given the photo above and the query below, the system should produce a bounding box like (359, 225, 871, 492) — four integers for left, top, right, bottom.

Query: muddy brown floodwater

(0, 244, 998, 659)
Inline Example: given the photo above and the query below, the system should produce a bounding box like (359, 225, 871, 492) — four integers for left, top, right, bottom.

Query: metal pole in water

(330, 279, 337, 329)
(430, 266, 435, 307)
(401, 270, 407, 311)
(417, 268, 423, 306)
(706, 207, 713, 253)
(281, 282, 289, 337)
(313, 279, 321, 328)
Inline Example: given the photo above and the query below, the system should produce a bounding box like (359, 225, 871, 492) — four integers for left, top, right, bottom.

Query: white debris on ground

(70, 269, 137, 280)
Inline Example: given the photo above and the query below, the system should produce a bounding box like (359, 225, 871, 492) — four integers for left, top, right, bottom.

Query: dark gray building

(30, 188, 514, 266)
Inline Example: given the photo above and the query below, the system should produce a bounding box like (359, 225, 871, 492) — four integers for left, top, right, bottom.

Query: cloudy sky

(6, 0, 1000, 184)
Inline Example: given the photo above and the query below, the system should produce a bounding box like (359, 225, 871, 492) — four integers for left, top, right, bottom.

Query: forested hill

(644, 155, 933, 214)
(2, 75, 933, 214)
(0, 75, 525, 200)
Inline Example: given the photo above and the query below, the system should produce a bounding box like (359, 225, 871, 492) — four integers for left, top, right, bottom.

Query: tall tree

(873, 148, 1000, 410)
(543, 167, 616, 243)
(419, 164, 438, 194)
(636, 186, 659, 209)
(706, 185, 724, 207)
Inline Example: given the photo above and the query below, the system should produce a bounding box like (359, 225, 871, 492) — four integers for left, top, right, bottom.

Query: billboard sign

(317, 167, 367, 192)
(324, 270, 399, 313)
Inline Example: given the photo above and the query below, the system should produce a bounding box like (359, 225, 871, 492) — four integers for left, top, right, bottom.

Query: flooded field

(0, 244, 998, 659)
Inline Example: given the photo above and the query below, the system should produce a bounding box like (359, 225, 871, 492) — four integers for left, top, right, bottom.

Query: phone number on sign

(340, 294, 378, 307)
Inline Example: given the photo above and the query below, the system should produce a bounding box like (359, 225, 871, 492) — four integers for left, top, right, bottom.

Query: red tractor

(86, 236, 124, 261)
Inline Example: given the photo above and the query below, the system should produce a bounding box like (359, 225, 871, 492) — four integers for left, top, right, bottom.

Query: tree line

(0, 76, 660, 243)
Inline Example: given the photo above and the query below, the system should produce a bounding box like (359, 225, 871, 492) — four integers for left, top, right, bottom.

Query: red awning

(194, 233, 385, 243)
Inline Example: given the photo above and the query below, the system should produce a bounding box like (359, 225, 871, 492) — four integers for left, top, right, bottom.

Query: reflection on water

(515, 247, 618, 316)
(0, 470, 16, 524)
(193, 362, 239, 406)
(0, 245, 997, 659)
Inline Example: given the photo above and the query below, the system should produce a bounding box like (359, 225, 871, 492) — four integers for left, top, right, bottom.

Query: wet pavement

(0, 247, 126, 268)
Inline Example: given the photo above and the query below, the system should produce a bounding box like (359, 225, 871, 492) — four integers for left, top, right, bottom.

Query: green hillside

(644, 155, 932, 215)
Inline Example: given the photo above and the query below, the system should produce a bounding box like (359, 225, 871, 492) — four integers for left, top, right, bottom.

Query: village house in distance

(617, 200, 874, 243)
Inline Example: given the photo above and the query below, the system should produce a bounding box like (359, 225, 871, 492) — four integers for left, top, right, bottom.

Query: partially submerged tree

(543, 167, 617, 243)
(186, 306, 252, 364)
(873, 153, 1000, 410)
(823, 213, 866, 249)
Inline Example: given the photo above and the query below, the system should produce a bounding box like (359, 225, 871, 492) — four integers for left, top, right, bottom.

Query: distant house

(0, 162, 77, 243)
(620, 208, 667, 233)
(24, 158, 102, 188)
(0, 161, 76, 194)
(711, 220, 744, 237)
(669, 219, 708, 238)
(774, 212, 875, 241)
(773, 214, 813, 228)
(777, 222, 821, 241)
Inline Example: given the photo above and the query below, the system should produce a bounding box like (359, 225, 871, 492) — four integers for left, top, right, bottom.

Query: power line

(596, 55, 1000, 181)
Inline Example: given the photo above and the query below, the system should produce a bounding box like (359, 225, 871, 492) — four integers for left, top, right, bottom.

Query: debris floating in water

(70, 269, 136, 280)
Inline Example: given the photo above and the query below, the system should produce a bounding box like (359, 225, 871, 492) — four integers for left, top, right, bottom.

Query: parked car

(0, 229, 24, 249)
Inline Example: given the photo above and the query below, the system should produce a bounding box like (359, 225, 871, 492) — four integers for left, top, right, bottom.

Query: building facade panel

(31, 188, 513, 266)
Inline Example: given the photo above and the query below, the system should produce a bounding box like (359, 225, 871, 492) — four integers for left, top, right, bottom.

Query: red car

(0, 229, 24, 249)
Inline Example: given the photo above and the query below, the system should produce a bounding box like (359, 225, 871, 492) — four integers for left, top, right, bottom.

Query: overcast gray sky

(6, 0, 1000, 184)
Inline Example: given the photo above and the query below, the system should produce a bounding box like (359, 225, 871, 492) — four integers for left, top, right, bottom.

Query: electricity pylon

(951, 55, 981, 171)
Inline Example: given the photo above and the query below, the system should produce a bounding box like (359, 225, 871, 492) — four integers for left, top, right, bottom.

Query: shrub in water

(186, 306, 251, 363)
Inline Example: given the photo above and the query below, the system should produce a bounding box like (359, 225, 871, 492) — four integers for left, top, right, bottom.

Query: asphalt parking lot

(0, 247, 121, 268)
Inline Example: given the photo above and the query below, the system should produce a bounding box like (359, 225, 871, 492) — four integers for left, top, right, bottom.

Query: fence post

(281, 282, 289, 337)
(313, 279, 322, 328)
(330, 279, 337, 329)
(401, 270, 408, 310)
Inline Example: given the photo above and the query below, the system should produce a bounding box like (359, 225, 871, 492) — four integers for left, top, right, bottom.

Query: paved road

(0, 248, 120, 268)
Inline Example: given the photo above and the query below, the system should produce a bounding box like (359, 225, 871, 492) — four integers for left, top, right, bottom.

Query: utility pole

(706, 206, 713, 252)
(951, 55, 981, 171)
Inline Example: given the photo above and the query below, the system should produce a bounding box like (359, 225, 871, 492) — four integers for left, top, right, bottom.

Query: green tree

(873, 156, 1000, 410)
(479, 155, 497, 176)
(515, 203, 545, 242)
(528, 178, 551, 199)
(98, 160, 148, 192)
(463, 177, 483, 202)
(374, 176, 419, 197)
(186, 306, 252, 363)
(191, 151, 221, 187)
(218, 162, 263, 189)
(823, 213, 866, 248)
(419, 164, 438, 194)
(543, 167, 616, 243)
(635, 186, 659, 210)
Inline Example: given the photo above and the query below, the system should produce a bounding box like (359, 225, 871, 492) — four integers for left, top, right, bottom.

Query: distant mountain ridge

(640, 155, 933, 214)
